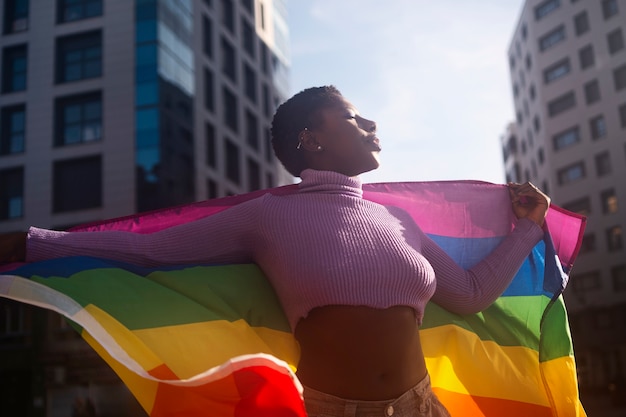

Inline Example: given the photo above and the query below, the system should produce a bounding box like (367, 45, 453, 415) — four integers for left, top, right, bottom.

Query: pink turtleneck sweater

(27, 169, 543, 330)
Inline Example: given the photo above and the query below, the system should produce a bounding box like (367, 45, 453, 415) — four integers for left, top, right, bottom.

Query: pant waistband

(303, 373, 435, 416)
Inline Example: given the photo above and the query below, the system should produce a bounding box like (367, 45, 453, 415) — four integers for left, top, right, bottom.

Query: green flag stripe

(32, 264, 291, 332)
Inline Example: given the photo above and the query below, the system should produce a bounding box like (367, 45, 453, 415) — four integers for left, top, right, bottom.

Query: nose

(358, 116, 377, 133)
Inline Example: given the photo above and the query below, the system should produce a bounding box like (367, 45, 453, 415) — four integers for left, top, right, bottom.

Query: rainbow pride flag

(0, 181, 586, 416)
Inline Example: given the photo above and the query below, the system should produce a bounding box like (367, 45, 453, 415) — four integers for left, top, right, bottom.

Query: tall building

(503, 0, 626, 404)
(0, 0, 292, 233)
(0, 0, 291, 415)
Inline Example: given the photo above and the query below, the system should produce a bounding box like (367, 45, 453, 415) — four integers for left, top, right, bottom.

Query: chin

(357, 161, 380, 176)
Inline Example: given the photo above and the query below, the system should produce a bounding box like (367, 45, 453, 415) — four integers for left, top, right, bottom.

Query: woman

(1, 86, 549, 416)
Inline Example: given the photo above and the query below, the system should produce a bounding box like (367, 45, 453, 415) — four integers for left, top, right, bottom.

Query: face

(306, 96, 381, 177)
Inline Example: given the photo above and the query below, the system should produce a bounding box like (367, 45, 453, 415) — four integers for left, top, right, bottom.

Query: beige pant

(303, 374, 451, 417)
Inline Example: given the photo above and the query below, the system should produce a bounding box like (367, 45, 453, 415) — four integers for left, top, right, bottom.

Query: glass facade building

(0, 1, 291, 415)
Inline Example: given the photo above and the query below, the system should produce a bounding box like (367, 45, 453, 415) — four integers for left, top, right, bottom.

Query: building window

(595, 152, 612, 177)
(552, 126, 580, 150)
(579, 234, 596, 254)
(572, 271, 601, 293)
(54, 92, 102, 146)
(241, 0, 253, 14)
(0, 105, 25, 155)
(615, 64, 626, 91)
(519, 110, 526, 125)
(57, 0, 102, 23)
(503, 135, 518, 162)
(202, 15, 213, 58)
(242, 18, 255, 59)
(223, 87, 238, 133)
(243, 63, 257, 103)
(539, 25, 566, 51)
(203, 68, 214, 112)
(221, 0, 234, 33)
(557, 161, 585, 185)
(53, 155, 102, 212)
(620, 103, 626, 128)
(0, 167, 23, 220)
(1, 44, 27, 93)
(602, 0, 619, 20)
(579, 45, 595, 70)
(601, 188, 618, 214)
(259, 3, 265, 29)
(220, 37, 236, 82)
(538, 147, 544, 165)
(0, 299, 26, 336)
(584, 80, 601, 105)
(247, 157, 260, 191)
(590, 115, 607, 140)
(262, 83, 271, 117)
(612, 265, 626, 291)
(548, 91, 576, 117)
(563, 196, 591, 216)
(607, 225, 623, 251)
(225, 139, 240, 184)
(207, 178, 217, 199)
(608, 29, 624, 55)
(543, 58, 570, 83)
(206, 122, 216, 168)
(574, 11, 589, 36)
(264, 128, 272, 163)
(535, 0, 560, 20)
(245, 110, 258, 150)
(56, 30, 102, 83)
(3, 0, 28, 34)
(260, 42, 269, 75)
(533, 115, 541, 132)
(525, 54, 532, 70)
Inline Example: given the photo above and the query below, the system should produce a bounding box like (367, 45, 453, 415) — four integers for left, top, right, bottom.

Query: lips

(364, 136, 382, 152)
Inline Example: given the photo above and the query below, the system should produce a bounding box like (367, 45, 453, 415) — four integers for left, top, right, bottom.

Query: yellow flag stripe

(422, 324, 549, 406)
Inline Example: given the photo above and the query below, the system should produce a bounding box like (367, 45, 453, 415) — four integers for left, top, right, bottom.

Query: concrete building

(503, 0, 626, 408)
(0, 0, 291, 415)
(0, 0, 292, 233)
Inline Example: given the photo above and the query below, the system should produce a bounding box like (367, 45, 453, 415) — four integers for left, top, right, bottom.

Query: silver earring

(297, 127, 309, 150)
(317, 146, 322, 150)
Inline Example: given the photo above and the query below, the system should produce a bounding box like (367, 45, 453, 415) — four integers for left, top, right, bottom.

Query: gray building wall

(0, 0, 292, 234)
(504, 0, 626, 395)
(0, 1, 292, 416)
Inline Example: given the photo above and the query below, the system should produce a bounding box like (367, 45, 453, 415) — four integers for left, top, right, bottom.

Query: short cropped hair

(271, 85, 343, 177)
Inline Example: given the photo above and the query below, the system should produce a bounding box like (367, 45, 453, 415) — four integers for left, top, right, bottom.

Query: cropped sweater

(27, 169, 543, 331)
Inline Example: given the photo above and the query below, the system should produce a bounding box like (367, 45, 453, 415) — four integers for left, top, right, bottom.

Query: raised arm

(426, 182, 549, 315)
(2, 198, 263, 268)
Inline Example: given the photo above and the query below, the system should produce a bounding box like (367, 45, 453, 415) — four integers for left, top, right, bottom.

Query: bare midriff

(294, 305, 427, 401)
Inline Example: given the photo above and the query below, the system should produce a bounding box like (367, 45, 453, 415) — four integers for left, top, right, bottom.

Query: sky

(285, 0, 526, 184)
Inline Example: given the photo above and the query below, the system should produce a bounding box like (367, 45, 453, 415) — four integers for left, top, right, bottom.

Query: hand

(507, 182, 550, 227)
(0, 231, 27, 263)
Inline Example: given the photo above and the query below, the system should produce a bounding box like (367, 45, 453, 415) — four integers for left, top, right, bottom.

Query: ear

(298, 128, 324, 152)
